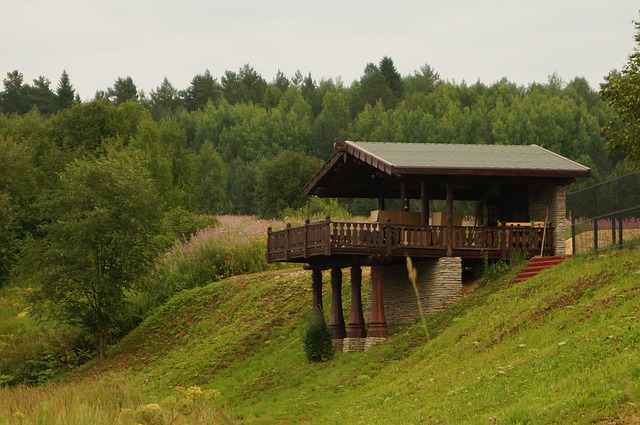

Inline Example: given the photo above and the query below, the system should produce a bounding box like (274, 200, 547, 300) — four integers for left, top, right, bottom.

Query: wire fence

(567, 171, 640, 256)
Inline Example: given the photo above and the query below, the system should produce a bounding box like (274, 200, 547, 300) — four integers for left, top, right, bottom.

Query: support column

(446, 183, 454, 257)
(401, 179, 409, 211)
(329, 268, 346, 339)
(420, 181, 429, 226)
(367, 265, 387, 339)
(344, 265, 366, 353)
(311, 269, 323, 310)
(346, 266, 366, 338)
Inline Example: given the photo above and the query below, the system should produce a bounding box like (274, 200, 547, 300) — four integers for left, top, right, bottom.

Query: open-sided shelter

(267, 141, 590, 351)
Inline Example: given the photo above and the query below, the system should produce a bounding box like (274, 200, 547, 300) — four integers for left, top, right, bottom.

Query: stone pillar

(329, 268, 346, 340)
(529, 185, 567, 256)
(368, 258, 463, 325)
(311, 269, 323, 310)
(367, 265, 387, 339)
(552, 186, 567, 256)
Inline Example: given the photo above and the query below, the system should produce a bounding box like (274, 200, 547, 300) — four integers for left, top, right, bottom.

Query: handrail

(267, 220, 554, 262)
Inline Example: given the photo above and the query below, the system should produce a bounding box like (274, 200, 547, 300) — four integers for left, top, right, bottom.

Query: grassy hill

(2, 245, 640, 424)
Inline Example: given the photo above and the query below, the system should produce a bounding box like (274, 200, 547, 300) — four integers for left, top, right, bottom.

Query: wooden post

(378, 196, 385, 211)
(324, 216, 331, 256)
(329, 268, 346, 339)
(593, 219, 598, 251)
(347, 266, 366, 338)
(266, 226, 272, 262)
(385, 218, 392, 257)
(401, 179, 408, 211)
(368, 265, 387, 338)
(311, 269, 323, 311)
(500, 222, 508, 260)
(446, 183, 453, 257)
(284, 222, 291, 261)
(571, 216, 576, 257)
(303, 218, 310, 258)
(420, 181, 429, 226)
(618, 216, 624, 250)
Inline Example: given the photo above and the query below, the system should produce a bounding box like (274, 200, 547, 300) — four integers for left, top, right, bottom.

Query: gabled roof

(305, 141, 590, 198)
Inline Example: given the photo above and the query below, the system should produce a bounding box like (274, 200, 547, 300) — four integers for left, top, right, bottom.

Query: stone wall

(366, 257, 463, 324)
(528, 185, 566, 256)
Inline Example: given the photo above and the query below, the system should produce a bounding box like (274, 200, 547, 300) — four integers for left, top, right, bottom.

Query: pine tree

(55, 70, 76, 110)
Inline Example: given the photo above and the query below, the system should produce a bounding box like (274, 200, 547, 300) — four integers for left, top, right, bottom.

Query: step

(512, 256, 565, 284)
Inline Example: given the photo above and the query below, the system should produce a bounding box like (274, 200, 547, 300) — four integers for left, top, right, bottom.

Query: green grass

(2, 247, 640, 424)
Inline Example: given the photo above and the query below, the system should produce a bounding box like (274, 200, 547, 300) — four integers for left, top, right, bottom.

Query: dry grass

(566, 229, 640, 255)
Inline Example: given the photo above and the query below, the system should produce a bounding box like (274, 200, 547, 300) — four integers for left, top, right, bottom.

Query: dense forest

(2, 38, 639, 364)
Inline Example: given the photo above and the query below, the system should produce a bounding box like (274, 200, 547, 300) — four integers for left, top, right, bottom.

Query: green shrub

(302, 309, 334, 363)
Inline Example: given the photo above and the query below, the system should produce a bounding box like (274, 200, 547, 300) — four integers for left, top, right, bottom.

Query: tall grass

(140, 215, 289, 308)
(0, 376, 229, 424)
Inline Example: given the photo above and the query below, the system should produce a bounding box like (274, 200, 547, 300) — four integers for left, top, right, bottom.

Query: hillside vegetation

(2, 245, 640, 424)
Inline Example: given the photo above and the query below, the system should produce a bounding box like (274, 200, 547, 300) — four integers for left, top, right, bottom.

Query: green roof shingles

(348, 141, 589, 173)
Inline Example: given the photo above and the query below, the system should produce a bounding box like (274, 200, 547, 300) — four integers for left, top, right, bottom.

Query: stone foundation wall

(366, 257, 463, 324)
(529, 185, 566, 256)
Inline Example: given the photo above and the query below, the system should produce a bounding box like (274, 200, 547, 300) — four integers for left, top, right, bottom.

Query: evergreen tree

(379, 56, 403, 100)
(149, 77, 181, 119)
(1, 70, 27, 115)
(182, 70, 221, 111)
(55, 70, 76, 110)
(24, 76, 57, 115)
(107, 76, 138, 104)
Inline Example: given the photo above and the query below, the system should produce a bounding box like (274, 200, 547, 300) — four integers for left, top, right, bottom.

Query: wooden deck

(267, 219, 554, 265)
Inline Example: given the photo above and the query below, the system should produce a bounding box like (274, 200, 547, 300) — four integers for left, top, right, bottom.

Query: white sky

(3, 0, 639, 100)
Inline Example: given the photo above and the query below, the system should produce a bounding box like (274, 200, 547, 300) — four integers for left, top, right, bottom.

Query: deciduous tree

(255, 151, 322, 218)
(601, 19, 640, 166)
(30, 150, 164, 359)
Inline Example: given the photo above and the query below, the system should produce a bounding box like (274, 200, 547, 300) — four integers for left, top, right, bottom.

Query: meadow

(1, 218, 640, 424)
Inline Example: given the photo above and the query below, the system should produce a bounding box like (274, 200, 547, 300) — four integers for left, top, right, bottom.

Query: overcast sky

(3, 0, 639, 100)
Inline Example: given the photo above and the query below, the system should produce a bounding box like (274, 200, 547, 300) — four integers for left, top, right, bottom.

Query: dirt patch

(462, 278, 481, 297)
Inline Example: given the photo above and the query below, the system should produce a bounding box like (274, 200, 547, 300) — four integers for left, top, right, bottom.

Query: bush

(302, 309, 334, 363)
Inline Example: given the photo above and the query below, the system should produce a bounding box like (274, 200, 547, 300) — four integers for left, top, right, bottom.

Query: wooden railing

(267, 219, 554, 263)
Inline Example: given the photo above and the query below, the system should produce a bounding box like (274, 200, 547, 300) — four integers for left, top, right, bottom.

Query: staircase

(512, 256, 565, 284)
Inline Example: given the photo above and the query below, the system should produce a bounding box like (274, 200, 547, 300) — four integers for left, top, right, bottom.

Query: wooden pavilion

(267, 141, 590, 351)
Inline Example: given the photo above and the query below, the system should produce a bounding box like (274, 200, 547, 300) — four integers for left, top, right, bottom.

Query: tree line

(0, 57, 626, 280)
(2, 44, 639, 359)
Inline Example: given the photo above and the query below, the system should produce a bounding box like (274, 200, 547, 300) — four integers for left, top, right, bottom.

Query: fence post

(302, 218, 309, 258)
(324, 216, 331, 256)
(386, 218, 392, 256)
(284, 222, 291, 261)
(571, 216, 576, 257)
(500, 222, 508, 260)
(618, 216, 624, 250)
(267, 226, 272, 262)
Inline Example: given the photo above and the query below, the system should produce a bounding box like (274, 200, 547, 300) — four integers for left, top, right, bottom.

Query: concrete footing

(342, 337, 366, 353)
(364, 337, 387, 351)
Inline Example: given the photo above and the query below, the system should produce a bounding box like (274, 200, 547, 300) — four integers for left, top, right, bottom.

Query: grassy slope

(78, 247, 640, 424)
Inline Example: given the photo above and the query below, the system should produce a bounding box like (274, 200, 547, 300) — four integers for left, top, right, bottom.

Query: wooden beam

(368, 265, 387, 338)
(329, 268, 346, 339)
(421, 181, 429, 226)
(446, 183, 453, 257)
(401, 179, 408, 211)
(311, 269, 323, 310)
(346, 266, 366, 338)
